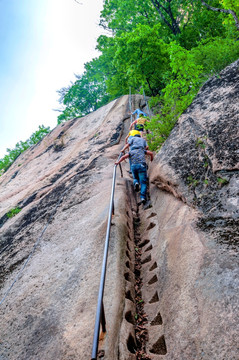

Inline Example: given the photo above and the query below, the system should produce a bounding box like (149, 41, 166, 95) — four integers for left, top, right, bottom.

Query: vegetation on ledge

(56, 0, 239, 150)
(0, 125, 50, 175)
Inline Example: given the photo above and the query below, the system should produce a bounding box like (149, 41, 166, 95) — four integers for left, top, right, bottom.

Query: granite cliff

(0, 60, 238, 360)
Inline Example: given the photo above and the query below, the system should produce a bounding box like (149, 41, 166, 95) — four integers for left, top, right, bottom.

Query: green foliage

(106, 24, 171, 97)
(217, 177, 229, 185)
(0, 125, 50, 175)
(191, 37, 239, 76)
(196, 138, 206, 149)
(55, 0, 239, 149)
(217, 0, 239, 35)
(6, 207, 21, 218)
(187, 176, 199, 187)
(146, 37, 239, 150)
(99, 0, 158, 35)
(57, 56, 112, 124)
(2, 0, 238, 181)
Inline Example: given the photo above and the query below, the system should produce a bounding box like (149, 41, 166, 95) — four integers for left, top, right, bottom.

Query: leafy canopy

(0, 125, 50, 175)
(56, 0, 239, 147)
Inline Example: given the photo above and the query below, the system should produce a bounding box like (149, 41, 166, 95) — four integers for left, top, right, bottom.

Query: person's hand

(115, 161, 119, 165)
(120, 149, 125, 154)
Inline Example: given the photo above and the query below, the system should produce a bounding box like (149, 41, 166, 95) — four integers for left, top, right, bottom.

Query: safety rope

(0, 187, 70, 306)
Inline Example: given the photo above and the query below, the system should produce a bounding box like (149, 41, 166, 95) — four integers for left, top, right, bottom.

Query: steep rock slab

(0, 95, 135, 359)
(150, 59, 239, 246)
(142, 187, 238, 360)
(148, 60, 239, 359)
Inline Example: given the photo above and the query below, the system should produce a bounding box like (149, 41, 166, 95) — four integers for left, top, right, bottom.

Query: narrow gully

(133, 207, 151, 360)
(122, 178, 167, 359)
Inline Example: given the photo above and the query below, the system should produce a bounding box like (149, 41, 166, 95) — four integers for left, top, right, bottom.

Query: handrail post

(119, 163, 123, 178)
(101, 302, 106, 333)
(129, 87, 133, 124)
(143, 88, 151, 119)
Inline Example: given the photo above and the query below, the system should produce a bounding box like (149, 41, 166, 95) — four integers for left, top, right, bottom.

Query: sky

(0, 0, 105, 158)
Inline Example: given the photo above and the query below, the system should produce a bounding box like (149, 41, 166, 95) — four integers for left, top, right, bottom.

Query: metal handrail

(143, 88, 151, 119)
(91, 153, 122, 360)
(129, 87, 133, 124)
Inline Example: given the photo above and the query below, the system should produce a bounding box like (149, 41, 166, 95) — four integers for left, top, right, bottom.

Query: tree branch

(150, 0, 181, 34)
(73, 0, 83, 5)
(151, 0, 174, 33)
(201, 0, 239, 31)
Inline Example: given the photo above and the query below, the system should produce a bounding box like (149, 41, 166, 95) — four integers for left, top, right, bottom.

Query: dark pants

(131, 163, 147, 200)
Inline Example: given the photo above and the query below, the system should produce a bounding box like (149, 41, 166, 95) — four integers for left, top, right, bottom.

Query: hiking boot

(141, 197, 146, 205)
(134, 182, 140, 192)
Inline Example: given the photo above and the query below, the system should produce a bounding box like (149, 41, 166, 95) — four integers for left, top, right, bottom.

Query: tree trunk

(150, 0, 181, 35)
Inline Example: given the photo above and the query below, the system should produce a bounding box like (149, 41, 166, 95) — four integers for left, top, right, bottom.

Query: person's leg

(129, 155, 132, 174)
(138, 164, 147, 201)
(131, 164, 140, 191)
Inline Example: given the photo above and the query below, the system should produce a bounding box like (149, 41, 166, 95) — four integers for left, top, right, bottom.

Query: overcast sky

(0, 0, 104, 158)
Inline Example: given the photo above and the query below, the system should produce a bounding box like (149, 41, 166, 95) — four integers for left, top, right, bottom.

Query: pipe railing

(129, 87, 133, 124)
(91, 153, 122, 360)
(143, 88, 151, 119)
(91, 88, 146, 358)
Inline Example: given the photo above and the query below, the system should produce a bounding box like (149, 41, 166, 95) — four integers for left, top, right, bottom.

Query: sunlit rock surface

(149, 59, 238, 359)
(151, 59, 239, 248)
(0, 60, 238, 360)
(0, 95, 134, 359)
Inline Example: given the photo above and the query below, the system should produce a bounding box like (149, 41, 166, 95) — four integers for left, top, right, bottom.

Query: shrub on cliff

(146, 37, 239, 150)
(0, 125, 50, 175)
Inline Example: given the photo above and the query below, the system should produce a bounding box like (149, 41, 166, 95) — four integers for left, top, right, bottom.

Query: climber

(122, 130, 148, 175)
(129, 113, 150, 133)
(121, 130, 148, 153)
(130, 108, 147, 119)
(115, 148, 153, 205)
(124, 128, 149, 145)
(124, 129, 141, 144)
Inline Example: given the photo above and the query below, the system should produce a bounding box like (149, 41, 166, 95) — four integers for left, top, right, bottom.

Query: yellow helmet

(128, 130, 141, 137)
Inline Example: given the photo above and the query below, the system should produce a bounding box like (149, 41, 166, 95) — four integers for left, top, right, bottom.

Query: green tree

(99, 0, 158, 35)
(99, 0, 229, 46)
(56, 0, 238, 148)
(106, 24, 170, 97)
(0, 125, 50, 175)
(57, 56, 112, 124)
(147, 37, 239, 150)
(201, 0, 239, 31)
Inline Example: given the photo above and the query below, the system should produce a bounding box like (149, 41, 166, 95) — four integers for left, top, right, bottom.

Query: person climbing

(122, 130, 148, 175)
(115, 148, 153, 205)
(130, 108, 147, 119)
(124, 129, 141, 145)
(122, 130, 148, 153)
(129, 113, 150, 133)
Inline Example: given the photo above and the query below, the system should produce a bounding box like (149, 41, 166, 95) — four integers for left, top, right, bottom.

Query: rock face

(150, 59, 239, 247)
(149, 59, 239, 359)
(0, 60, 238, 360)
(0, 95, 134, 359)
